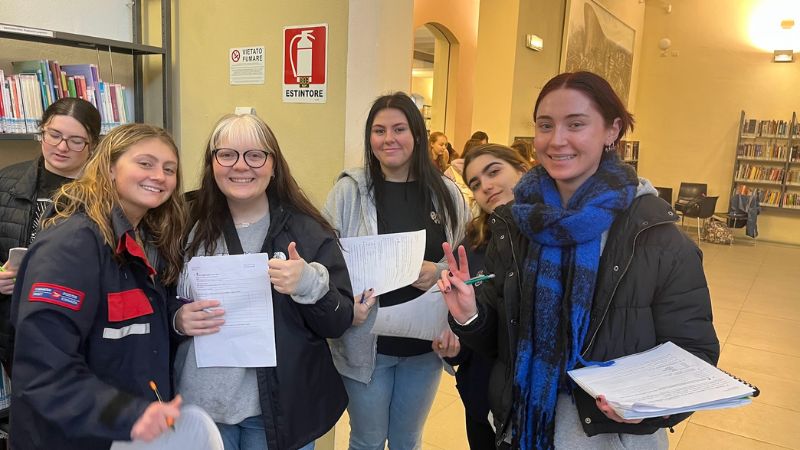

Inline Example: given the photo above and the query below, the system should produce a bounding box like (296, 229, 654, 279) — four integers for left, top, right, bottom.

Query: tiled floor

(332, 236, 800, 449)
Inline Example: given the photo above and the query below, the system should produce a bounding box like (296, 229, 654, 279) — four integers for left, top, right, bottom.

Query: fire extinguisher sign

(283, 24, 327, 103)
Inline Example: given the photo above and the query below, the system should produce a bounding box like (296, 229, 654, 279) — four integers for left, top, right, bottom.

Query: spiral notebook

(567, 341, 759, 420)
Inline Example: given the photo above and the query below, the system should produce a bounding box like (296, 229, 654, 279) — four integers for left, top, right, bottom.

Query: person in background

(445, 141, 459, 164)
(0, 97, 101, 374)
(470, 131, 489, 145)
(429, 131, 450, 172)
(444, 144, 530, 450)
(10, 124, 186, 449)
(439, 72, 718, 449)
(444, 138, 484, 218)
(174, 113, 353, 450)
(323, 92, 470, 450)
(510, 139, 537, 166)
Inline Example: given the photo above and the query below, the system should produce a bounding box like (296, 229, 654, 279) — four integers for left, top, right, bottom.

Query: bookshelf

(0, 0, 172, 135)
(731, 111, 800, 210)
(618, 140, 639, 171)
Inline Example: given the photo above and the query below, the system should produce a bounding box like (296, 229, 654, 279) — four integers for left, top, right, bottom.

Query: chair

(674, 183, 707, 212)
(683, 196, 718, 243)
(674, 182, 707, 224)
(655, 186, 673, 204)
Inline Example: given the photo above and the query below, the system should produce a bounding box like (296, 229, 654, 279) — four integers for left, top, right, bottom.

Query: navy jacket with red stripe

(10, 206, 176, 450)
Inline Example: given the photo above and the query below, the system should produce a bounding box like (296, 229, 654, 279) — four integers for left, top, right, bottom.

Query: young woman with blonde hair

(174, 113, 353, 450)
(10, 123, 187, 449)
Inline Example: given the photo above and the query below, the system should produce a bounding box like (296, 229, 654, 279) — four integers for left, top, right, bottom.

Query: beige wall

(471, 0, 521, 145)
(342, 0, 414, 169)
(414, 0, 479, 149)
(635, 0, 800, 244)
(174, 0, 349, 208)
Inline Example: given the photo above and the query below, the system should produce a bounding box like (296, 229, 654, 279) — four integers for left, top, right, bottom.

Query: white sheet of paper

(371, 286, 449, 341)
(568, 341, 756, 419)
(339, 230, 426, 296)
(187, 253, 276, 368)
(110, 404, 223, 450)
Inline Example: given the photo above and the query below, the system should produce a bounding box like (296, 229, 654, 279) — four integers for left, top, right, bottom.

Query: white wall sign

(282, 24, 327, 103)
(229, 46, 265, 85)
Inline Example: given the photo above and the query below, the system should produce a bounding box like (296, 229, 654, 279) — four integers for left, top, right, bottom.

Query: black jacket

(10, 208, 176, 450)
(256, 203, 353, 450)
(179, 200, 354, 450)
(0, 158, 40, 371)
(451, 194, 720, 445)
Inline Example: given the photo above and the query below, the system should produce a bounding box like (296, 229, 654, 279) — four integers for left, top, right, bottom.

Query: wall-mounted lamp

(526, 34, 543, 52)
(774, 49, 794, 62)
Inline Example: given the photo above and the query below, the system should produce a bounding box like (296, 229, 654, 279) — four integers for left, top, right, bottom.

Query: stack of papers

(567, 342, 757, 420)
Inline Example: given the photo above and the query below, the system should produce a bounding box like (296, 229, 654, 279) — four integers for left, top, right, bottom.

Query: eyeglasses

(41, 129, 90, 152)
(213, 148, 271, 168)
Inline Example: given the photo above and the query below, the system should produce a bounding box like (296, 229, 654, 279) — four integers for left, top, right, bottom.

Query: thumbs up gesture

(268, 241, 306, 295)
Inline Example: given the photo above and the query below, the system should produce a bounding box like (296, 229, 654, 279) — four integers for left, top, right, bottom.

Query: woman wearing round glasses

(0, 97, 101, 373)
(173, 113, 353, 450)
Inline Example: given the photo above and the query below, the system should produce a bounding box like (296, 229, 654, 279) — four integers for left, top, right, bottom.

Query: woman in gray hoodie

(323, 92, 470, 450)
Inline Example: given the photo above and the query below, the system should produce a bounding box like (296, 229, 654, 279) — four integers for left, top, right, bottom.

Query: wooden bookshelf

(732, 111, 800, 211)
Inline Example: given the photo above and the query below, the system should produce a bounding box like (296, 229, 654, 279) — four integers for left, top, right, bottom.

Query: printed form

(187, 253, 277, 368)
(339, 230, 426, 295)
(371, 286, 450, 341)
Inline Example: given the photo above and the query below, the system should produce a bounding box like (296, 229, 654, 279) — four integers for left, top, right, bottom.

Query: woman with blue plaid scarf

(439, 72, 719, 449)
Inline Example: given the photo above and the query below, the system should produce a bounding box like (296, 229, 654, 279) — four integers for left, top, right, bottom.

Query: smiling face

(110, 138, 178, 226)
(533, 88, 620, 201)
(370, 108, 415, 181)
(41, 114, 93, 178)
(212, 135, 273, 208)
(465, 154, 525, 213)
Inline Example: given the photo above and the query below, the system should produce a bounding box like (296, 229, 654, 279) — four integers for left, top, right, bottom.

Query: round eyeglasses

(41, 129, 90, 152)
(213, 148, 271, 168)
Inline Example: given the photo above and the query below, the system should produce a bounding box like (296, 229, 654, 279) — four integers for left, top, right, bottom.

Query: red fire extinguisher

(289, 30, 315, 85)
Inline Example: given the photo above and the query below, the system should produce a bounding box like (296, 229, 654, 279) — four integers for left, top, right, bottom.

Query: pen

(359, 292, 367, 304)
(148, 380, 175, 430)
(176, 295, 192, 304)
(433, 273, 496, 293)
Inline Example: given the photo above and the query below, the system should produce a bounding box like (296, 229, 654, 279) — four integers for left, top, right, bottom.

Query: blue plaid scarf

(510, 156, 638, 450)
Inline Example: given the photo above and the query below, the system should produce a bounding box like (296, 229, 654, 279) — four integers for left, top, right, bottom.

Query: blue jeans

(343, 352, 443, 450)
(217, 415, 315, 450)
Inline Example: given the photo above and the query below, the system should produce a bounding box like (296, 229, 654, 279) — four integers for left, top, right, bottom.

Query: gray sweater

(174, 212, 331, 424)
(322, 167, 471, 383)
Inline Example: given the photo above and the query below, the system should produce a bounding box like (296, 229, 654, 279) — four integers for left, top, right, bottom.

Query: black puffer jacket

(451, 193, 720, 445)
(0, 158, 40, 370)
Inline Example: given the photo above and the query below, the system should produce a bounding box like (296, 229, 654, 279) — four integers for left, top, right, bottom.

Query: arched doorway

(412, 23, 457, 137)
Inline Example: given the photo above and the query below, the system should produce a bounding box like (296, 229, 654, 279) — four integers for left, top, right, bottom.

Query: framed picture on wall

(560, 0, 635, 105)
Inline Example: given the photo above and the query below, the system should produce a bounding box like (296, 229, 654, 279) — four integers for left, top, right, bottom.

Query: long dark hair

(188, 114, 336, 256)
(462, 144, 529, 249)
(364, 93, 460, 234)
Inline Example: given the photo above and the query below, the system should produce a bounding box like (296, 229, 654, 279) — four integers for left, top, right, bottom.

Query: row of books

(783, 192, 800, 208)
(787, 170, 800, 184)
(791, 146, 800, 162)
(741, 118, 792, 137)
(737, 143, 787, 160)
(735, 164, 785, 182)
(1, 60, 133, 135)
(760, 189, 782, 206)
(618, 140, 639, 161)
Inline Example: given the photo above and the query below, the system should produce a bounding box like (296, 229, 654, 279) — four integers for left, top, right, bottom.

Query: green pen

(433, 273, 495, 293)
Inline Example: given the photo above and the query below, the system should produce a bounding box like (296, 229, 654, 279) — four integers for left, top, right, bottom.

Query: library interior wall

(413, 0, 479, 149)
(634, 0, 800, 244)
(471, 0, 522, 146)
(173, 0, 349, 209)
